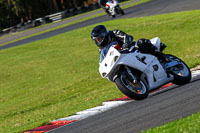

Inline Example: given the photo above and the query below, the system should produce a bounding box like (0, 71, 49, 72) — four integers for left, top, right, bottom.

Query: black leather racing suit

(99, 29, 133, 52)
(99, 29, 133, 62)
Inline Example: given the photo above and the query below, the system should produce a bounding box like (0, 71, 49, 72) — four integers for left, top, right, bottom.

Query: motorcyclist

(98, 0, 111, 15)
(91, 25, 167, 63)
(91, 25, 134, 63)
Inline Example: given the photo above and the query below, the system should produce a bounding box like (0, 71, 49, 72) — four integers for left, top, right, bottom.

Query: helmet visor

(92, 36, 104, 45)
(96, 36, 104, 44)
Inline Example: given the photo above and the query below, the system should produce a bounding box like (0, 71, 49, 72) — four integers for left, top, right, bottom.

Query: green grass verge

(0, 0, 151, 46)
(141, 112, 200, 133)
(0, 9, 200, 133)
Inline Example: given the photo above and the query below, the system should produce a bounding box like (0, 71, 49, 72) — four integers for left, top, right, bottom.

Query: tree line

(0, 0, 98, 30)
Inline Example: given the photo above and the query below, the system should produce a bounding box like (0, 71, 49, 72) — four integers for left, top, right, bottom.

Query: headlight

(102, 73, 107, 77)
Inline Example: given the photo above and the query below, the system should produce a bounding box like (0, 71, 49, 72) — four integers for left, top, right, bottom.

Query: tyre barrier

(0, 3, 100, 37)
(0, 0, 130, 37)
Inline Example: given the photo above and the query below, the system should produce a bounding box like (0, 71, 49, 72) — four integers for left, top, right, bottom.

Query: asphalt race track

(48, 77, 200, 133)
(0, 0, 200, 50)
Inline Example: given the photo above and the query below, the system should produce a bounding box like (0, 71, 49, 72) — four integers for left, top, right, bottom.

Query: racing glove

(122, 43, 129, 49)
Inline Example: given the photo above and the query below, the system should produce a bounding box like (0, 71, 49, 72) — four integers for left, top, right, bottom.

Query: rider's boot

(155, 43, 170, 62)
(160, 43, 166, 52)
(154, 50, 170, 62)
(148, 42, 169, 62)
(146, 43, 169, 62)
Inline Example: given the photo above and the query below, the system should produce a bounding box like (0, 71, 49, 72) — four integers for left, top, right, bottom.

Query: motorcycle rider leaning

(91, 25, 167, 63)
(98, 0, 111, 15)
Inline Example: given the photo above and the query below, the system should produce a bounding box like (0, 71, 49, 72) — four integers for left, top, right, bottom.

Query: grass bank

(142, 112, 200, 133)
(0, 9, 200, 133)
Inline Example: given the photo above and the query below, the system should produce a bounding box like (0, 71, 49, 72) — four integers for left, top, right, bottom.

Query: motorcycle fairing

(143, 57, 173, 90)
(99, 46, 173, 90)
(99, 46, 121, 78)
(117, 53, 173, 90)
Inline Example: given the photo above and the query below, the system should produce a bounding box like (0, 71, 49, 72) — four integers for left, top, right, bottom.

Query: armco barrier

(0, 3, 100, 36)
(61, 3, 100, 20)
(0, 0, 127, 36)
(48, 12, 62, 22)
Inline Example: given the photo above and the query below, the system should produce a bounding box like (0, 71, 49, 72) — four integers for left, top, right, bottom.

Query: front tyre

(166, 54, 191, 85)
(115, 74, 148, 100)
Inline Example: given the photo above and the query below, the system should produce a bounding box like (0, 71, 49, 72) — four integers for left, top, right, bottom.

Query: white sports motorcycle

(99, 37, 191, 100)
(105, 0, 125, 18)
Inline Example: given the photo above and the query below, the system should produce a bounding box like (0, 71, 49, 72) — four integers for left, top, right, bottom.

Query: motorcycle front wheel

(166, 54, 191, 85)
(106, 11, 116, 18)
(115, 73, 148, 100)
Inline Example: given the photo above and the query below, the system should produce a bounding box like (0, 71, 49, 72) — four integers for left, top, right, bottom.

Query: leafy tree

(0, 0, 98, 30)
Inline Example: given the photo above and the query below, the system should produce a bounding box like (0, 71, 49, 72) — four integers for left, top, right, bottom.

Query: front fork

(124, 66, 138, 83)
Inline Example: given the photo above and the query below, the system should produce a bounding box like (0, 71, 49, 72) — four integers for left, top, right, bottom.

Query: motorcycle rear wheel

(115, 73, 148, 100)
(115, 6, 125, 15)
(166, 54, 191, 85)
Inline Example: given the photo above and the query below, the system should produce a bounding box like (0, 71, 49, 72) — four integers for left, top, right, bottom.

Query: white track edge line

(51, 70, 200, 122)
